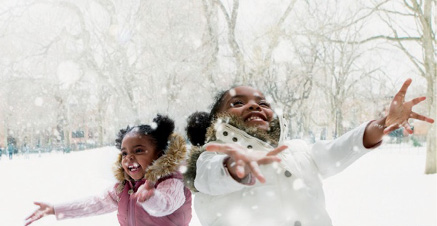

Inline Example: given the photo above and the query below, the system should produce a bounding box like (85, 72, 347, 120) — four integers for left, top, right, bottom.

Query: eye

(259, 101, 270, 108)
(230, 100, 244, 107)
(121, 151, 127, 157)
(135, 148, 144, 154)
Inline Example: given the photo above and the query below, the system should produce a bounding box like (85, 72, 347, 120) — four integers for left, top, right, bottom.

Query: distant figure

(309, 130, 316, 143)
(0, 146, 2, 160)
(23, 144, 30, 159)
(7, 143, 14, 160)
(320, 128, 326, 140)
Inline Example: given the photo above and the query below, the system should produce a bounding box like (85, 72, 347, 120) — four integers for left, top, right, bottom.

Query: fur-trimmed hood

(183, 113, 287, 191)
(113, 133, 187, 192)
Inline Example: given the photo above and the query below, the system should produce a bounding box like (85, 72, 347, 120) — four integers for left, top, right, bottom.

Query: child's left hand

(384, 78, 434, 134)
(133, 181, 155, 203)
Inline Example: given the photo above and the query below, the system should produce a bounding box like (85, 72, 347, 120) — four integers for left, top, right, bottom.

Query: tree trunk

(422, 0, 436, 174)
(425, 74, 436, 174)
(426, 115, 436, 174)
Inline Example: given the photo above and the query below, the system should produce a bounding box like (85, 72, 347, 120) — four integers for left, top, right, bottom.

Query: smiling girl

(184, 80, 433, 226)
(26, 114, 192, 226)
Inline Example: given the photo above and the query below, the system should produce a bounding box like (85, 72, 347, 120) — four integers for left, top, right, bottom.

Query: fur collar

(206, 112, 281, 146)
(183, 114, 281, 192)
(113, 133, 187, 193)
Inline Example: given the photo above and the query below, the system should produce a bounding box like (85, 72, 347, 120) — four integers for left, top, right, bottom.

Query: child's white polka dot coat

(189, 116, 379, 226)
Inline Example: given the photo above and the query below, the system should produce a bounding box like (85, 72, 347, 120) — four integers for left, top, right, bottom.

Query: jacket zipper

(128, 182, 136, 226)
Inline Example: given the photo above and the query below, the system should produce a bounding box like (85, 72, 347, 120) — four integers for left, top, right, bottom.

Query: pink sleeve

(138, 178, 186, 217)
(54, 186, 118, 220)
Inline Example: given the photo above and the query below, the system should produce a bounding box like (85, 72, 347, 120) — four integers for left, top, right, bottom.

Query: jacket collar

(205, 112, 288, 147)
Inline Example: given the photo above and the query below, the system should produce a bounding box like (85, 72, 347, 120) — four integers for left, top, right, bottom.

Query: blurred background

(0, 1, 436, 226)
(0, 0, 435, 168)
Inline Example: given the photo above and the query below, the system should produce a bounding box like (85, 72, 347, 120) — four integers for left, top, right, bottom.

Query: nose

(125, 153, 134, 160)
(247, 101, 261, 111)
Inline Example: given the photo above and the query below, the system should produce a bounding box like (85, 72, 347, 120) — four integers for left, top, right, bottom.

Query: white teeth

(128, 163, 140, 170)
(247, 116, 263, 121)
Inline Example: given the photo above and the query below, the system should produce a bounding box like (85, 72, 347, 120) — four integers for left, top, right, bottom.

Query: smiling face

(218, 86, 274, 131)
(120, 132, 158, 181)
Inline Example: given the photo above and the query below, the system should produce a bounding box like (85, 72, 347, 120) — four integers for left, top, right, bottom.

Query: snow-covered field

(1, 144, 435, 226)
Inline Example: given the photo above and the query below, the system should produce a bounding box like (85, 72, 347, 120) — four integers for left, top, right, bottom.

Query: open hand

(205, 143, 288, 183)
(25, 202, 54, 226)
(133, 181, 155, 203)
(384, 78, 434, 134)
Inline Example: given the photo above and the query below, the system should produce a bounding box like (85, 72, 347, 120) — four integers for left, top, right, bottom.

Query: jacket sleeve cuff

(363, 120, 383, 149)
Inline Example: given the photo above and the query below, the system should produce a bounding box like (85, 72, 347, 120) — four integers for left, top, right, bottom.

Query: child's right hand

(133, 181, 155, 203)
(25, 202, 54, 226)
(205, 143, 287, 183)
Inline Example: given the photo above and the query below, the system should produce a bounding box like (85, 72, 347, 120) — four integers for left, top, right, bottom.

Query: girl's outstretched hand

(384, 78, 434, 135)
(25, 202, 54, 226)
(134, 181, 155, 203)
(205, 143, 288, 183)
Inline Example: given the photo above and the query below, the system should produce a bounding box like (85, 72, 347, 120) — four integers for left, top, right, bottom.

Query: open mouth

(128, 162, 141, 172)
(244, 113, 267, 122)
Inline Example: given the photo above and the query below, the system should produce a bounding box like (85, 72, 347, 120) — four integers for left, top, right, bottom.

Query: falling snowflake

(179, 165, 187, 173)
(271, 162, 279, 169)
(229, 88, 236, 97)
(34, 97, 44, 106)
(150, 122, 157, 129)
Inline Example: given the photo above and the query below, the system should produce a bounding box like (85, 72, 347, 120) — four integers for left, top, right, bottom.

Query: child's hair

(115, 114, 175, 158)
(185, 88, 235, 146)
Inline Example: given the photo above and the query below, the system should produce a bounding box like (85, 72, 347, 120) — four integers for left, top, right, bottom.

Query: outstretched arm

(25, 202, 54, 226)
(25, 188, 118, 225)
(363, 78, 434, 148)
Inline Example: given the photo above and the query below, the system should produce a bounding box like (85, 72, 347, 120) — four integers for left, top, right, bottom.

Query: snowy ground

(1, 143, 435, 226)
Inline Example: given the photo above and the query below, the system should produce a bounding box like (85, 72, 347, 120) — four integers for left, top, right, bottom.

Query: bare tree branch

(216, 0, 245, 82)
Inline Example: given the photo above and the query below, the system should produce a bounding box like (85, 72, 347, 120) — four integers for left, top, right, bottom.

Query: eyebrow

(121, 144, 145, 151)
(228, 95, 266, 101)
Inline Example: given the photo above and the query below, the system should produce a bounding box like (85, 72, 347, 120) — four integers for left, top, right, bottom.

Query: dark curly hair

(115, 114, 175, 157)
(185, 88, 234, 146)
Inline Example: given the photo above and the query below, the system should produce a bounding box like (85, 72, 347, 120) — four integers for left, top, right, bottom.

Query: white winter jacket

(193, 120, 379, 226)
